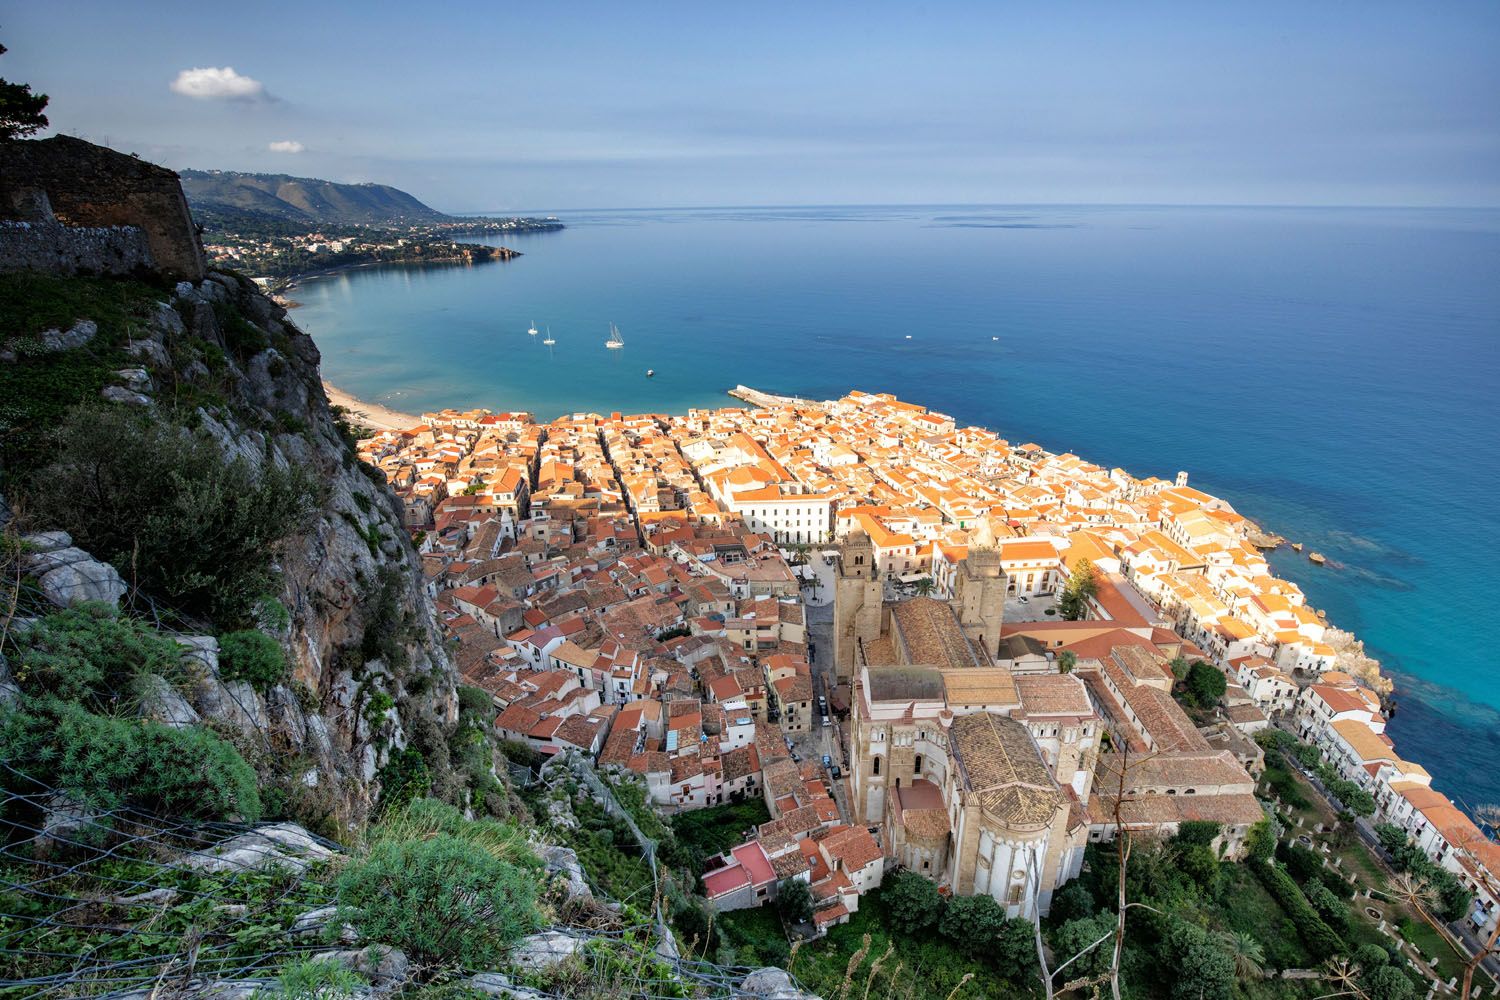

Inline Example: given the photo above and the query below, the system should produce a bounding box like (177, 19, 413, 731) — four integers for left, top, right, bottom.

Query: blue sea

(290, 205, 1500, 813)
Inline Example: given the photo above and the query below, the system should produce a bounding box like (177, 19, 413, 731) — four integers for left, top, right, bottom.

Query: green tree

(218, 630, 288, 691)
(1216, 930, 1266, 982)
(995, 916, 1040, 981)
(335, 834, 540, 973)
(1362, 965, 1417, 1000)
(939, 894, 1009, 960)
(1049, 879, 1096, 925)
(776, 877, 813, 923)
(1058, 558, 1099, 620)
(1245, 819, 1277, 862)
(1353, 943, 1390, 971)
(1185, 661, 1227, 707)
(1053, 912, 1115, 978)
(0, 41, 49, 140)
(1165, 920, 1236, 1000)
(882, 870, 943, 935)
(1375, 823, 1410, 857)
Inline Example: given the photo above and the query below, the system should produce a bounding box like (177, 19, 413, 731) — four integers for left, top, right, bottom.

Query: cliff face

(160, 271, 458, 820)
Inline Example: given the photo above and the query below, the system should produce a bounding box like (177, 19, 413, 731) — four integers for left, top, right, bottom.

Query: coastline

(322, 381, 420, 432)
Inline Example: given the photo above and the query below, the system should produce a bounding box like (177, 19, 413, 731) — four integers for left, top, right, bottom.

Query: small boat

(605, 322, 624, 350)
(646, 369, 655, 377)
(527, 319, 538, 336)
(542, 326, 555, 346)
(991, 336, 999, 341)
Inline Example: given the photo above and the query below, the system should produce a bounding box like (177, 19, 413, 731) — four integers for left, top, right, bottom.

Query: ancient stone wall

(0, 135, 206, 281)
(0, 215, 154, 278)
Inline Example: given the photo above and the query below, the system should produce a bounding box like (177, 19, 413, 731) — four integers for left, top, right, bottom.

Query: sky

(6, 1, 1499, 211)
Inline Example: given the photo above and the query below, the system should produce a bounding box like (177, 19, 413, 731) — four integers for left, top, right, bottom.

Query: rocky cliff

(3, 268, 460, 828)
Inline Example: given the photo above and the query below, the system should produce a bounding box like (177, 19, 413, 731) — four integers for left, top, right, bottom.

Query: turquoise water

(290, 205, 1500, 811)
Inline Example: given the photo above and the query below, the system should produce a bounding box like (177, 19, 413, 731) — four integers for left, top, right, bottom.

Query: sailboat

(605, 322, 624, 350)
(527, 319, 538, 336)
(542, 326, 555, 346)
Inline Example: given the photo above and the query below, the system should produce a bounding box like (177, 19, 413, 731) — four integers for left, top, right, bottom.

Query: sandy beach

(322, 382, 421, 432)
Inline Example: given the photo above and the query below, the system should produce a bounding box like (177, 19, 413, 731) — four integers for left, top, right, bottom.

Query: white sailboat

(528, 319, 538, 336)
(605, 322, 624, 350)
(542, 326, 555, 346)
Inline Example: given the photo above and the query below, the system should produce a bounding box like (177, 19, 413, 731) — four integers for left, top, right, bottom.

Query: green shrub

(1250, 861, 1345, 956)
(776, 877, 813, 923)
(25, 405, 321, 625)
(335, 833, 540, 971)
(1052, 911, 1116, 979)
(217, 630, 287, 690)
(271, 957, 367, 999)
(883, 869, 944, 935)
(0, 699, 261, 821)
(939, 893, 1005, 958)
(7, 602, 183, 708)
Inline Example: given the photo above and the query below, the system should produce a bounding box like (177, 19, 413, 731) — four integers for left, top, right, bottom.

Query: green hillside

(180, 168, 449, 224)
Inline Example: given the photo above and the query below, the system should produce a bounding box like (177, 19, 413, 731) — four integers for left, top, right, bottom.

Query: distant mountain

(180, 169, 450, 225)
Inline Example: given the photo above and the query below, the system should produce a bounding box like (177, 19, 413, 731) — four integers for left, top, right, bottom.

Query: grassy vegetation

(669, 798, 771, 863)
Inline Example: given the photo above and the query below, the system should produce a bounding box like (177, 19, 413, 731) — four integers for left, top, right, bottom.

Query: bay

(290, 204, 1500, 813)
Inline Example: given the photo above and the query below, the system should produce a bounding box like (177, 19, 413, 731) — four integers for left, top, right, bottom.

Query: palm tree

(1217, 930, 1266, 981)
(913, 577, 935, 597)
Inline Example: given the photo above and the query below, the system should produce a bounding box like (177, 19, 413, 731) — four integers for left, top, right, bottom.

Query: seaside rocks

(177, 822, 333, 874)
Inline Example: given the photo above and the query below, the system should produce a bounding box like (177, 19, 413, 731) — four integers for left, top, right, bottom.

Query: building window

(873, 756, 881, 776)
(914, 754, 923, 774)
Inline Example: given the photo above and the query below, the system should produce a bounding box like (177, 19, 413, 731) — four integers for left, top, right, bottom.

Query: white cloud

(268, 140, 305, 154)
(170, 67, 267, 102)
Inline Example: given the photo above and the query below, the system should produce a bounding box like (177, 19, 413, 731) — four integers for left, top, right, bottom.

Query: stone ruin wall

(0, 135, 206, 281)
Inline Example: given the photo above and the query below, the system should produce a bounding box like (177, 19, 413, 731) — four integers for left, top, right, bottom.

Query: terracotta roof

(950, 712, 1060, 826)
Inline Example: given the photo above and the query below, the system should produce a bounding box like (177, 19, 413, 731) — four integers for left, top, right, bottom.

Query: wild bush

(217, 629, 287, 690)
(6, 602, 183, 708)
(335, 833, 540, 971)
(26, 405, 321, 626)
(0, 699, 261, 821)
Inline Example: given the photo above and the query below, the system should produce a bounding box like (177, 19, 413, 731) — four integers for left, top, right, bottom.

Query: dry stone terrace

(354, 388, 1497, 942)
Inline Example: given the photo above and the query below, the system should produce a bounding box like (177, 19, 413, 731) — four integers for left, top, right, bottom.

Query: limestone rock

(113, 366, 154, 392)
(101, 385, 152, 406)
(291, 904, 358, 944)
(508, 930, 584, 972)
(0, 653, 19, 708)
(138, 672, 201, 728)
(38, 558, 127, 608)
(39, 791, 102, 852)
(191, 674, 268, 736)
(463, 973, 548, 999)
(541, 844, 591, 902)
(38, 319, 97, 352)
(179, 635, 221, 677)
(740, 967, 820, 1000)
(179, 823, 334, 874)
(309, 945, 408, 989)
(22, 530, 71, 553)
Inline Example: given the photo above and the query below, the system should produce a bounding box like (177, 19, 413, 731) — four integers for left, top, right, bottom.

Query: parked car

(821, 714, 831, 727)
(831, 765, 842, 780)
(821, 754, 832, 769)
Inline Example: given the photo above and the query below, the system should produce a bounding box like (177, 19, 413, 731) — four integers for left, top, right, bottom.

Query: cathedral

(834, 530, 1099, 916)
